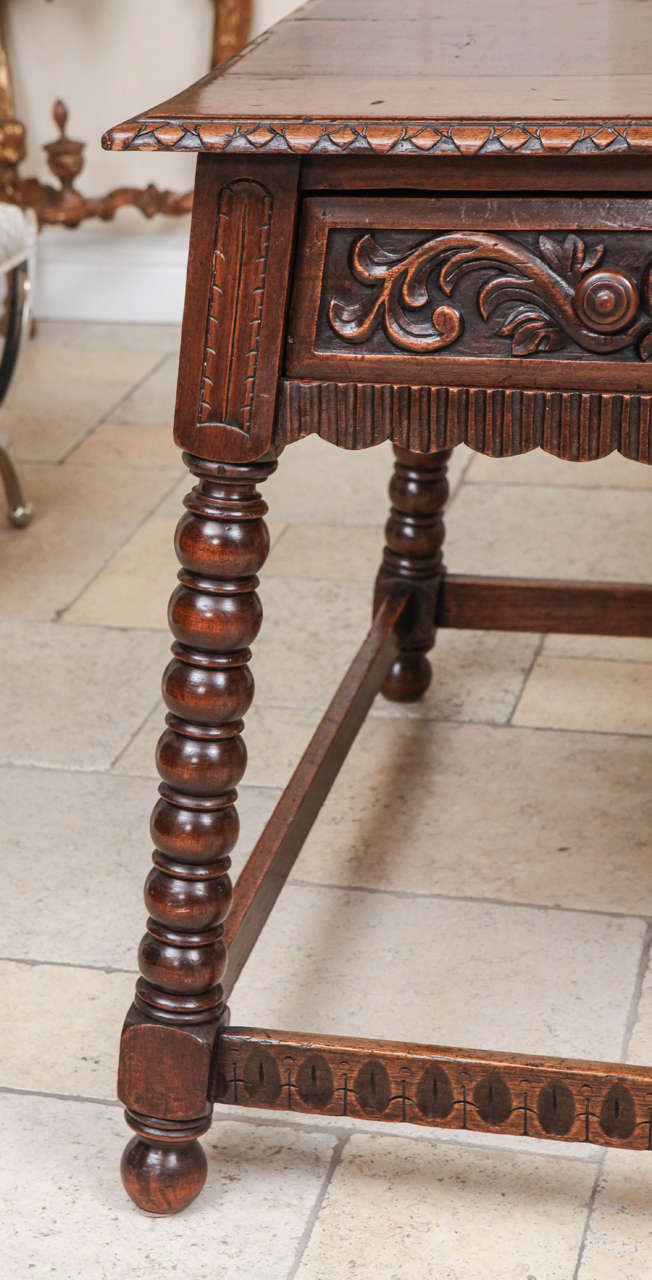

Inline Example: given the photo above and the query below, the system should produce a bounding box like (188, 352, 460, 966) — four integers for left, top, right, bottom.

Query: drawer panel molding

(288, 198, 652, 394)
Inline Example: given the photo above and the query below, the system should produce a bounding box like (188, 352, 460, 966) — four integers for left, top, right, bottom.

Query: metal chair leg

(0, 439, 32, 525)
(0, 256, 33, 528)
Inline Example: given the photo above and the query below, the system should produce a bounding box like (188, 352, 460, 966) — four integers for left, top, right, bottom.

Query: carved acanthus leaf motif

(329, 235, 463, 353)
(328, 231, 652, 359)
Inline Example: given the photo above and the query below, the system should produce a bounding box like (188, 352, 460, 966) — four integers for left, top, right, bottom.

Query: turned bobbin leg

(374, 446, 451, 702)
(118, 450, 275, 1215)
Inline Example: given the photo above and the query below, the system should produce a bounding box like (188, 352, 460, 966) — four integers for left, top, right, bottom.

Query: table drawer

(287, 197, 652, 395)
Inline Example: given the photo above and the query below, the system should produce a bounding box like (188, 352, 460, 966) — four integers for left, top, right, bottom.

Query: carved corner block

(118, 1005, 219, 1122)
(175, 155, 299, 463)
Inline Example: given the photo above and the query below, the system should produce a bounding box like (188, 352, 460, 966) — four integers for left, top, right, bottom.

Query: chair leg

(0, 258, 33, 527)
(374, 446, 451, 701)
(0, 440, 32, 526)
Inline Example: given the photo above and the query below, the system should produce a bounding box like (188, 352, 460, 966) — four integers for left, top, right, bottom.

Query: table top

(104, 0, 652, 159)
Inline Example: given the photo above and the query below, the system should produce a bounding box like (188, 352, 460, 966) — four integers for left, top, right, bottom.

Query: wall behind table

(5, 0, 297, 321)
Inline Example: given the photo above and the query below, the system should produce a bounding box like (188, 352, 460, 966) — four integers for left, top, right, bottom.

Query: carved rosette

(329, 232, 652, 360)
(198, 179, 273, 433)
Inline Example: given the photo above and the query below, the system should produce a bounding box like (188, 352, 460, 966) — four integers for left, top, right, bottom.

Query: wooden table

(104, 0, 652, 1215)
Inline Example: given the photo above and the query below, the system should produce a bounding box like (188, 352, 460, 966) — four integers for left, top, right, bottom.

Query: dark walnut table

(104, 0, 652, 1215)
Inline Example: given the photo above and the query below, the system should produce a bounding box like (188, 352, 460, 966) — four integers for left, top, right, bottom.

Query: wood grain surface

(213, 1028, 652, 1151)
(103, 0, 652, 158)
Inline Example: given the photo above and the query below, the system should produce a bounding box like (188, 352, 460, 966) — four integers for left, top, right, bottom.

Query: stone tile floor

(0, 320, 651, 1279)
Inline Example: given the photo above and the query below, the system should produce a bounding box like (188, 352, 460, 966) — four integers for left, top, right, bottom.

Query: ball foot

(121, 1135, 207, 1215)
(381, 652, 432, 702)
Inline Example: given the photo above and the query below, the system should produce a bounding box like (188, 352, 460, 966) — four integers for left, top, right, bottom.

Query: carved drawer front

(287, 197, 652, 395)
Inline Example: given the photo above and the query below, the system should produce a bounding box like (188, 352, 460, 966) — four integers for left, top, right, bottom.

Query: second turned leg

(374, 446, 451, 702)
(117, 450, 275, 1215)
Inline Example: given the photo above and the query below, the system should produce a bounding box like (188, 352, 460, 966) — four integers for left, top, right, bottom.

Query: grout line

(211, 1107, 600, 1164)
(506, 632, 545, 725)
(466, 478, 652, 494)
(52, 464, 183, 623)
(531, 650, 652, 667)
(57, 351, 172, 466)
(0, 955, 136, 975)
(496, 721, 652, 742)
(0, 1085, 122, 1108)
(447, 447, 476, 503)
(108, 691, 164, 772)
(266, 522, 291, 555)
(288, 877, 652, 924)
(286, 1134, 349, 1279)
(1, 707, 651, 750)
(619, 920, 652, 1062)
(572, 1151, 605, 1280)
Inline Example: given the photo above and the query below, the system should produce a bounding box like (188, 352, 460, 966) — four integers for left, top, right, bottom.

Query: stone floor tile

(254, 577, 374, 710)
(293, 719, 652, 916)
(64, 517, 285, 630)
(0, 464, 176, 621)
(5, 377, 140, 463)
(1, 766, 279, 968)
(32, 319, 181, 353)
(233, 884, 643, 1062)
(117, 624, 537, 752)
(109, 353, 178, 426)
(114, 617, 539, 783)
(266, 522, 384, 582)
(296, 1133, 595, 1280)
(20, 342, 163, 387)
(577, 1152, 652, 1280)
(370, 629, 540, 725)
(1, 1093, 335, 1280)
(110, 698, 170, 776)
(543, 634, 652, 662)
(65, 421, 183, 470)
(13, 882, 628, 1129)
(245, 705, 320, 788)
(0, 620, 169, 769)
(466, 448, 652, 489)
(3, 865, 642, 1118)
(445, 484, 652, 581)
(0, 961, 133, 1099)
(513, 656, 652, 735)
(576, 936, 652, 1280)
(254, 579, 539, 722)
(62, 515, 178, 629)
(155, 470, 198, 516)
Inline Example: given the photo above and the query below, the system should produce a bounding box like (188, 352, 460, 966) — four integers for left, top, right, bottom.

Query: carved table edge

(102, 118, 652, 158)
